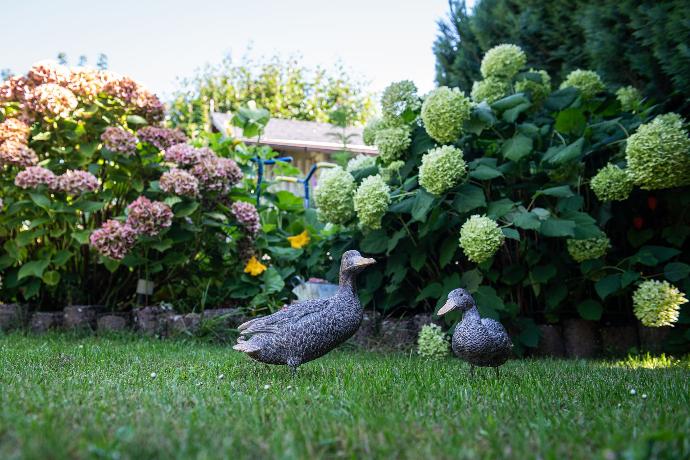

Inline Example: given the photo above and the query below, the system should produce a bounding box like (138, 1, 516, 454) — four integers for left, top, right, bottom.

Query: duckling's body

(439, 288, 513, 375)
(234, 250, 375, 372)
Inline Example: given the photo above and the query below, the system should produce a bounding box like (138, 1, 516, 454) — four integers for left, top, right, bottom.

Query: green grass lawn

(1, 333, 688, 460)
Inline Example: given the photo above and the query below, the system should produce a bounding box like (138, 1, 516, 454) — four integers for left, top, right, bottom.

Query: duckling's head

(340, 250, 376, 277)
(437, 288, 475, 316)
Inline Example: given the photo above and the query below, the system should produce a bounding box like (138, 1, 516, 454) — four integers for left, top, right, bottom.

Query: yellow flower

(287, 230, 310, 249)
(244, 256, 267, 276)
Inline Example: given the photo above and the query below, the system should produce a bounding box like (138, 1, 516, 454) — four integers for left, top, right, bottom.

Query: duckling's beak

(355, 257, 376, 267)
(437, 300, 456, 316)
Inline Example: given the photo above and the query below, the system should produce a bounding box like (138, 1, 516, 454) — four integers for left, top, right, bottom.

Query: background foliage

(433, 0, 690, 116)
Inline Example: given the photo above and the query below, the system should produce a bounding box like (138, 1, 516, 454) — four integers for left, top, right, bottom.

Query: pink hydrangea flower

(90, 219, 137, 260)
(126, 196, 173, 236)
(27, 83, 78, 118)
(57, 170, 99, 194)
(137, 126, 188, 150)
(0, 141, 38, 167)
(0, 75, 32, 103)
(101, 127, 138, 155)
(159, 168, 199, 197)
(164, 143, 200, 165)
(133, 89, 164, 123)
(66, 68, 112, 99)
(0, 118, 30, 144)
(231, 201, 261, 237)
(191, 156, 243, 192)
(26, 61, 70, 86)
(14, 166, 58, 190)
(103, 76, 140, 104)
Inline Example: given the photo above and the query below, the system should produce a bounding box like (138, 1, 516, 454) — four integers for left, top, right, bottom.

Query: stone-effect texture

(133, 306, 170, 336)
(533, 325, 566, 358)
(638, 325, 672, 352)
(30, 312, 64, 333)
(600, 326, 638, 355)
(64, 305, 104, 330)
(563, 319, 600, 358)
(167, 313, 201, 335)
(0, 304, 28, 331)
(202, 308, 246, 328)
(97, 314, 130, 332)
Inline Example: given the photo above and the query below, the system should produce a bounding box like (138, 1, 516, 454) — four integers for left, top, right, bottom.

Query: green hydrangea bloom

(421, 87, 472, 144)
(625, 113, 690, 190)
(616, 86, 642, 112)
(374, 126, 411, 164)
(381, 160, 405, 183)
(566, 236, 610, 263)
(559, 69, 605, 99)
(417, 324, 449, 359)
(380, 80, 421, 124)
(471, 77, 510, 104)
(418, 146, 467, 195)
(633, 280, 687, 327)
(590, 164, 634, 201)
(313, 167, 355, 225)
(353, 174, 390, 230)
(346, 154, 377, 173)
(515, 69, 551, 105)
(459, 215, 505, 263)
(480, 44, 526, 79)
(362, 118, 383, 146)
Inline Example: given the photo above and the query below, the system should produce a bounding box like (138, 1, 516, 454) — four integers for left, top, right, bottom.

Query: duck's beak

(355, 257, 376, 267)
(437, 300, 456, 316)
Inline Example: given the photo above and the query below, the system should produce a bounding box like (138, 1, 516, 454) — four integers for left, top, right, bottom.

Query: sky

(0, 0, 471, 100)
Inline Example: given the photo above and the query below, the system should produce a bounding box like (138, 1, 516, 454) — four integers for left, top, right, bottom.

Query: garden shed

(211, 112, 377, 192)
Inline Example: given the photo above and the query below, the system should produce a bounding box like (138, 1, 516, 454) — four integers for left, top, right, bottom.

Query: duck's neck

(462, 305, 481, 324)
(337, 271, 357, 297)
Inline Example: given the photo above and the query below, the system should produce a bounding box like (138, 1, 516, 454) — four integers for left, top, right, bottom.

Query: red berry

(647, 196, 657, 211)
(633, 217, 644, 230)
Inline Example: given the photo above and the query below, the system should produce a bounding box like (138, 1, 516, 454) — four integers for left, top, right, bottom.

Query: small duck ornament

(234, 250, 375, 374)
(437, 288, 513, 377)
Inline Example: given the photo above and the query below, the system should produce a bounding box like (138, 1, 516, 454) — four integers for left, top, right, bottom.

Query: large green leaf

(502, 102, 531, 123)
(555, 108, 586, 135)
(577, 299, 603, 321)
(539, 218, 576, 237)
(411, 190, 435, 222)
(174, 201, 199, 217)
(487, 198, 515, 219)
(470, 164, 503, 180)
(42, 270, 61, 286)
(665, 262, 690, 282)
(537, 185, 574, 198)
(512, 211, 541, 230)
(439, 235, 458, 268)
(545, 87, 579, 111)
(542, 138, 584, 165)
(415, 282, 443, 303)
(262, 267, 285, 294)
(28, 192, 51, 209)
(491, 94, 529, 111)
(451, 184, 486, 213)
(360, 230, 388, 254)
(18, 259, 50, 280)
(502, 134, 533, 162)
(71, 230, 91, 245)
(595, 274, 621, 300)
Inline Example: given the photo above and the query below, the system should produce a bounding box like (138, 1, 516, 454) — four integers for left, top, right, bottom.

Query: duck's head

(340, 250, 376, 277)
(437, 288, 475, 316)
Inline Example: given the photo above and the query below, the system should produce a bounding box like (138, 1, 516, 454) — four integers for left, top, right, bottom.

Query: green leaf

(545, 87, 579, 111)
(555, 108, 586, 135)
(595, 274, 621, 300)
(164, 196, 183, 207)
(262, 267, 284, 294)
(512, 211, 541, 230)
(52, 250, 72, 266)
(410, 249, 426, 272)
(517, 319, 540, 347)
(274, 191, 304, 211)
(73, 200, 106, 212)
(577, 300, 603, 321)
(360, 230, 388, 254)
(151, 239, 173, 252)
(502, 228, 520, 240)
(502, 134, 533, 162)
(531, 265, 556, 283)
(487, 198, 515, 219)
(474, 285, 504, 317)
(664, 262, 690, 282)
(470, 164, 503, 180)
(439, 236, 458, 268)
(539, 218, 576, 237)
(464, 102, 496, 135)
(621, 271, 640, 288)
(459, 269, 483, 292)
(415, 282, 443, 303)
(537, 185, 573, 198)
(637, 246, 681, 266)
(18, 259, 50, 280)
(542, 138, 584, 165)
(28, 192, 51, 209)
(71, 230, 91, 245)
(491, 94, 529, 111)
(126, 115, 148, 126)
(411, 190, 435, 222)
(174, 201, 199, 217)
(502, 102, 531, 123)
(451, 184, 486, 213)
(42, 270, 61, 286)
(32, 131, 52, 141)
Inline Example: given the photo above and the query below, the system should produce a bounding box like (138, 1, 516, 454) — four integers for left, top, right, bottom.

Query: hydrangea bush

(0, 61, 258, 309)
(417, 324, 449, 359)
(318, 44, 690, 352)
(633, 280, 687, 327)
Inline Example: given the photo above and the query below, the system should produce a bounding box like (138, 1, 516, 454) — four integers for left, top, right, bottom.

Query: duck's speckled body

(438, 288, 513, 375)
(233, 250, 375, 372)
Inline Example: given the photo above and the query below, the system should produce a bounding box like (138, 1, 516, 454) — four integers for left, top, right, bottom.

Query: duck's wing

(480, 318, 513, 349)
(237, 298, 328, 337)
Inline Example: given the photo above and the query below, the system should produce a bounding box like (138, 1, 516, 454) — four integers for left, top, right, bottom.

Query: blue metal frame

(250, 156, 293, 205)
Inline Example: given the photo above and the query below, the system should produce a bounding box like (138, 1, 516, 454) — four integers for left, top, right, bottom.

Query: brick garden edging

(0, 303, 673, 356)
